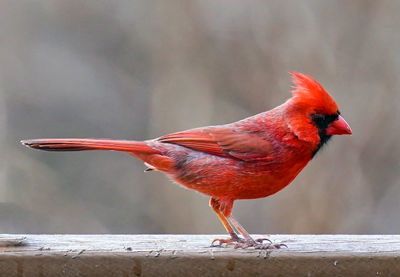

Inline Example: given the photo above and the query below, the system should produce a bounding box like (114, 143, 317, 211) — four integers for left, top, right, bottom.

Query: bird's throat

(312, 131, 332, 157)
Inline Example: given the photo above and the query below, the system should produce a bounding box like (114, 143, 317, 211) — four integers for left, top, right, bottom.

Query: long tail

(21, 138, 159, 154)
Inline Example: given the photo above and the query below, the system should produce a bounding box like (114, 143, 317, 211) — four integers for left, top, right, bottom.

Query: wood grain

(1, 234, 400, 276)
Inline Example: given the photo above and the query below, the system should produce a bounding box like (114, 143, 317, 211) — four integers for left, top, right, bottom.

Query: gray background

(1, 1, 399, 234)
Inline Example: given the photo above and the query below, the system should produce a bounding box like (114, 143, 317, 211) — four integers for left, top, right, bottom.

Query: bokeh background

(1, 0, 399, 234)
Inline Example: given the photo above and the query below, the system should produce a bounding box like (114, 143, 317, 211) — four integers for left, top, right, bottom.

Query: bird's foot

(234, 238, 287, 249)
(211, 237, 246, 247)
(211, 237, 286, 249)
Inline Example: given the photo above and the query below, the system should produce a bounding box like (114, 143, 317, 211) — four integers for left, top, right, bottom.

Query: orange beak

(326, 115, 352, 135)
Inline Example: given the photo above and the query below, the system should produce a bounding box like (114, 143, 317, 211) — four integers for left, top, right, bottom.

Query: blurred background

(0, 0, 399, 234)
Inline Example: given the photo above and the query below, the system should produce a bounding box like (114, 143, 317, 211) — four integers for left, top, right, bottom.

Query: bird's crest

(289, 72, 338, 114)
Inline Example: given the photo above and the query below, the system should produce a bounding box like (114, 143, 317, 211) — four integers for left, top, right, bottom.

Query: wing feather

(158, 126, 271, 161)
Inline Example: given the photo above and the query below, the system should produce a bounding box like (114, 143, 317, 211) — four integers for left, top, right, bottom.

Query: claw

(274, 243, 288, 249)
(255, 238, 272, 244)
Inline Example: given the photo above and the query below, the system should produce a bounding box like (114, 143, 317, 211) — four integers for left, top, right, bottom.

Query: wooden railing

(1, 234, 400, 276)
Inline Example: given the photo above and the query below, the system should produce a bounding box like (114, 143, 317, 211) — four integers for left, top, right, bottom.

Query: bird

(22, 72, 352, 249)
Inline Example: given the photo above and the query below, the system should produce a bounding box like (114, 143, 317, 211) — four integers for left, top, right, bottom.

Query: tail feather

(21, 138, 159, 154)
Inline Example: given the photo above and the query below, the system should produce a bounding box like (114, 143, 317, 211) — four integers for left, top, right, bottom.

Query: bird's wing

(158, 126, 271, 161)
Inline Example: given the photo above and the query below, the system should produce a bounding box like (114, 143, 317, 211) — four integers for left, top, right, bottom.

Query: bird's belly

(231, 162, 307, 199)
(172, 153, 309, 200)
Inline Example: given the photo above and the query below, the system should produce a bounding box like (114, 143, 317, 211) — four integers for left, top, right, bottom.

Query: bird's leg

(209, 198, 244, 247)
(228, 216, 286, 249)
(210, 209, 245, 247)
(228, 216, 259, 243)
(209, 198, 286, 249)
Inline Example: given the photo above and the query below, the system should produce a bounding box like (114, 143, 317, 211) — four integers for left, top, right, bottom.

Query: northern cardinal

(22, 73, 351, 249)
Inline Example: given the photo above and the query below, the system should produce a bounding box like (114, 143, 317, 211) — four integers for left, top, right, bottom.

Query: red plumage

(22, 73, 351, 249)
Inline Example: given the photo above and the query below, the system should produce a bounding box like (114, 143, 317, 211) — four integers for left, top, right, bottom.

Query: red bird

(22, 73, 352, 249)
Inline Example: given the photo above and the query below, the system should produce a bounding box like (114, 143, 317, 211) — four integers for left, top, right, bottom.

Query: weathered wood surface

(1, 234, 400, 276)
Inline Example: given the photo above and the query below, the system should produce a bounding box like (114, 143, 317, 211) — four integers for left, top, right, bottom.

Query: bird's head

(285, 72, 352, 155)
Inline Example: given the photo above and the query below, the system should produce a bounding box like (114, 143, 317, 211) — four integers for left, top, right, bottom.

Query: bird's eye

(311, 114, 326, 123)
(311, 113, 338, 130)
